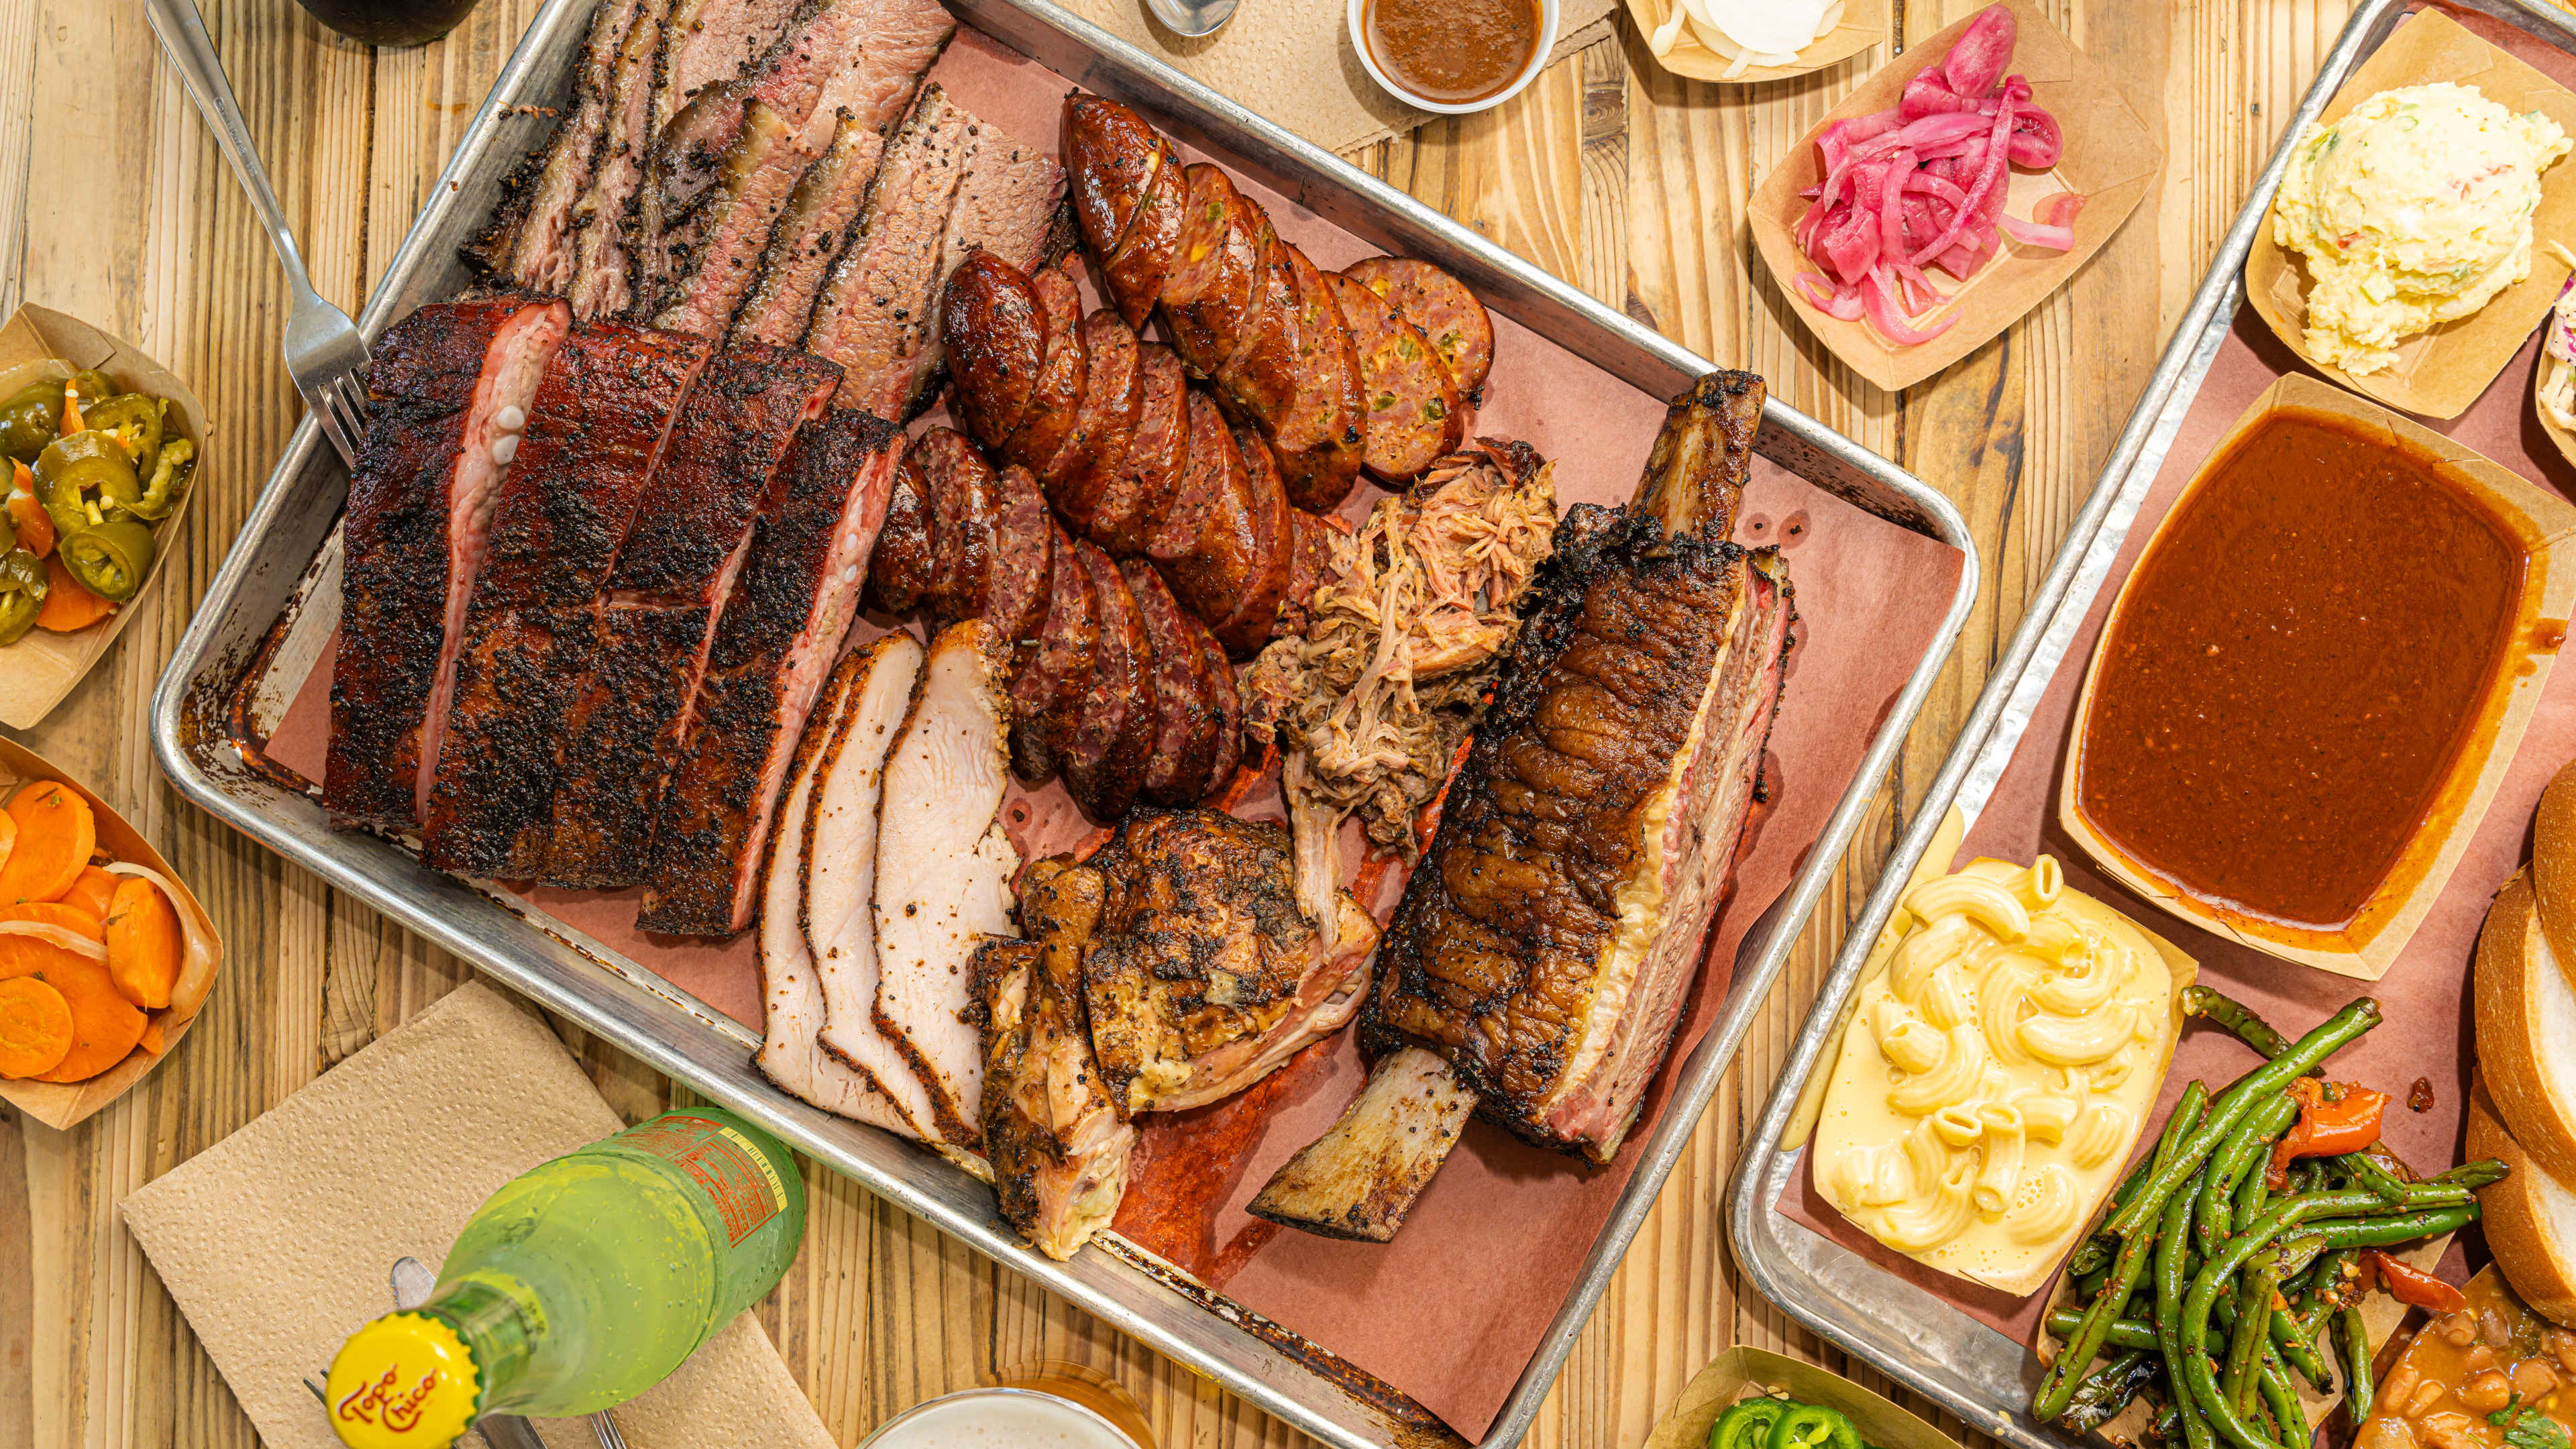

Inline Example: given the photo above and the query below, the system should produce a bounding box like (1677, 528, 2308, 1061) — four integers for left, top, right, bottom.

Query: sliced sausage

(1213, 423, 1295, 655)
(985, 464, 1054, 675)
(1193, 613, 1244, 801)
(1157, 395, 1260, 625)
(1088, 342, 1187, 558)
(1160, 166, 1269, 380)
(1329, 271, 1464, 482)
(1105, 140, 1187, 329)
(1059, 540, 1154, 824)
(1274, 508, 1340, 639)
(1122, 558, 1218, 808)
(1262, 242, 1368, 513)
(1148, 388, 1232, 566)
(1046, 310, 1143, 519)
(863, 443, 938, 614)
(1008, 521, 1098, 784)
(915, 427, 1000, 631)
(1212, 227, 1301, 432)
(943, 253, 1047, 450)
(1340, 256, 1495, 400)
(1063, 97, 1165, 263)
(1002, 263, 1088, 480)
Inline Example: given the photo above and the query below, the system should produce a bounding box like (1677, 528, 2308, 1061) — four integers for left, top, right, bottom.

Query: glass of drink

(858, 1362, 1155, 1449)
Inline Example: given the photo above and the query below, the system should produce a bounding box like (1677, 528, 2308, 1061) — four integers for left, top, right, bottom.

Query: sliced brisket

(640, 408, 902, 935)
(468, 0, 647, 289)
(327, 298, 572, 830)
(564, 0, 679, 321)
(421, 322, 708, 876)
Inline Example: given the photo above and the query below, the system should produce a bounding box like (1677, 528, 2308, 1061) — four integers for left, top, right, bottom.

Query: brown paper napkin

(1057, 0, 1617, 154)
(119, 981, 835, 1449)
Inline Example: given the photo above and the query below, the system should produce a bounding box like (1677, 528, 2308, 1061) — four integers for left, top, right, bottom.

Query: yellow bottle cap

(321, 1311, 484, 1449)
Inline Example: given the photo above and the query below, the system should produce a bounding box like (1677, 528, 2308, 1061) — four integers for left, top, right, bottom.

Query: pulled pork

(1242, 440, 1558, 919)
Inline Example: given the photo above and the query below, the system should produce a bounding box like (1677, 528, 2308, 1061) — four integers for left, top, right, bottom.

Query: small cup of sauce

(1351, 0, 1561, 114)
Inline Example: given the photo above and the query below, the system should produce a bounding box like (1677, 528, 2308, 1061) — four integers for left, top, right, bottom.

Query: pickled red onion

(1789, 5, 2085, 347)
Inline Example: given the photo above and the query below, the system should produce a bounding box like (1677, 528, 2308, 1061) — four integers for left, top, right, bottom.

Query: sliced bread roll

(2465, 1075, 2576, 1327)
(2473, 872, 2576, 1185)
(2530, 756, 2576, 963)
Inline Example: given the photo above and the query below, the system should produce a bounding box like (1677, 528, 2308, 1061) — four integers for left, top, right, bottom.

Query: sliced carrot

(104, 877, 181, 1010)
(136, 1014, 164, 1056)
(1, 902, 102, 941)
(7, 480, 54, 560)
(0, 782, 94, 904)
(59, 865, 117, 920)
(0, 975, 74, 1079)
(26, 955, 145, 1082)
(34, 557, 113, 632)
(0, 932, 95, 983)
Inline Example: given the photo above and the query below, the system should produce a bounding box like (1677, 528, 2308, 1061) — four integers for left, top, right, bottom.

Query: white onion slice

(1682, 0, 1836, 58)
(103, 862, 222, 1016)
(0, 920, 107, 961)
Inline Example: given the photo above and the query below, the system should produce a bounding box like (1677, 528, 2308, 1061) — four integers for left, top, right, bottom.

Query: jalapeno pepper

(1767, 1403, 1865, 1449)
(80, 394, 164, 482)
(32, 430, 141, 538)
(1711, 1398, 1788, 1449)
(132, 436, 193, 521)
(0, 548, 50, 645)
(58, 518, 153, 602)
(0, 380, 63, 463)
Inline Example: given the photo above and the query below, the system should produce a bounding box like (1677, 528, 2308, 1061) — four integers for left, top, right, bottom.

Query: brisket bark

(640, 407, 901, 934)
(539, 342, 841, 888)
(421, 322, 709, 876)
(466, 0, 648, 288)
(563, 0, 680, 321)
(327, 297, 572, 830)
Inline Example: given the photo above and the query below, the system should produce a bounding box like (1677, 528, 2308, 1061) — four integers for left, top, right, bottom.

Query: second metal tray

(1723, 2, 2573, 1444)
(150, 3, 1980, 1444)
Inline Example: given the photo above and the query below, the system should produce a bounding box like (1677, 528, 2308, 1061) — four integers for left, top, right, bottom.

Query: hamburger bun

(2530, 756, 2576, 967)
(2473, 872, 2576, 1185)
(2465, 1075, 2576, 1327)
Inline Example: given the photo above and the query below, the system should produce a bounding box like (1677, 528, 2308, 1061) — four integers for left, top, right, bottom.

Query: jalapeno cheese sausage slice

(1089, 341, 1187, 558)
(1008, 520, 1099, 784)
(1122, 557, 1219, 808)
(1328, 271, 1463, 483)
(943, 253, 1048, 451)
(1001, 263, 1088, 480)
(1340, 256, 1494, 399)
(1161, 165, 1268, 381)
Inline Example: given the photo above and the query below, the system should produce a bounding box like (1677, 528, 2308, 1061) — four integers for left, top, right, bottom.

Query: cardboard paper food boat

(2058, 373, 2576, 980)
(1747, 0, 2162, 393)
(1641, 1347, 1958, 1449)
(1621, 0, 1886, 85)
(2246, 9, 2576, 421)
(0, 303, 213, 728)
(0, 735, 223, 1128)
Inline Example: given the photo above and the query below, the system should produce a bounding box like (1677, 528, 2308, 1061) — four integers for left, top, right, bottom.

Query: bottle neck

(427, 1278, 537, 1411)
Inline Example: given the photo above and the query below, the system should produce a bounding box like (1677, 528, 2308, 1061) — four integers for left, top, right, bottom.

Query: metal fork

(142, 0, 371, 464)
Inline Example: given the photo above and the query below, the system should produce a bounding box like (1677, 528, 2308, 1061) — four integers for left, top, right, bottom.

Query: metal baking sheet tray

(1723, 2, 2568, 1444)
(149, 3, 1977, 1444)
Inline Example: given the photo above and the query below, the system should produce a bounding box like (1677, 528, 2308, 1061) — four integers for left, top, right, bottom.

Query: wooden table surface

(0, 1, 2398, 1444)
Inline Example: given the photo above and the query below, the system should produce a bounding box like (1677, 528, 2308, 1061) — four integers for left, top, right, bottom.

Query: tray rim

(1723, 3, 2574, 1446)
(145, 3, 1982, 1445)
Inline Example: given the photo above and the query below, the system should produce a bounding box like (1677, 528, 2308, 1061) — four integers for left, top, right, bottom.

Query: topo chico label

(619, 1111, 790, 1245)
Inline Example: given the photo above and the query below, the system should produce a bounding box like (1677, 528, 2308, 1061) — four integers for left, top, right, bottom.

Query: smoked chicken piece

(802, 633, 945, 1140)
(327, 297, 570, 830)
(541, 342, 841, 888)
(1251, 372, 1790, 1241)
(421, 321, 708, 877)
(641, 409, 902, 934)
(872, 621, 1019, 1144)
(753, 638, 912, 1130)
(979, 861, 1136, 1260)
(1081, 810, 1379, 1116)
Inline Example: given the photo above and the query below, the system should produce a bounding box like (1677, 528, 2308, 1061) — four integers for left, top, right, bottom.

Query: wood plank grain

(0, 2, 2364, 1445)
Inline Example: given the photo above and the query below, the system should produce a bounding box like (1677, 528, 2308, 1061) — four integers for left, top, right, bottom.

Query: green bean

(2035, 1084, 2211, 1421)
(2337, 1150, 2411, 1205)
(2151, 1399, 2183, 1448)
(2301, 1203, 2480, 1250)
(2156, 1165, 2218, 1449)
(2047, 1309, 2158, 1350)
(2334, 1307, 2375, 1425)
(2234, 1149, 2273, 1233)
(2102, 998, 2381, 1245)
(2256, 1350, 2309, 1449)
(2181, 1191, 2390, 1449)
(2196, 1094, 2301, 1257)
(2074, 1144, 2174, 1279)
(2182, 986, 2296, 1059)
(2422, 1158, 2510, 1195)
(2222, 1248, 2284, 1415)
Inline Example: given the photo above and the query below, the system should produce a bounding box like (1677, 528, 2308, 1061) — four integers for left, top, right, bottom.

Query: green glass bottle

(324, 1107, 805, 1447)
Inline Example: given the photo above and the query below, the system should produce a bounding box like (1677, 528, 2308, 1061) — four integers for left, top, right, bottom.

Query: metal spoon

(1142, 0, 1238, 38)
